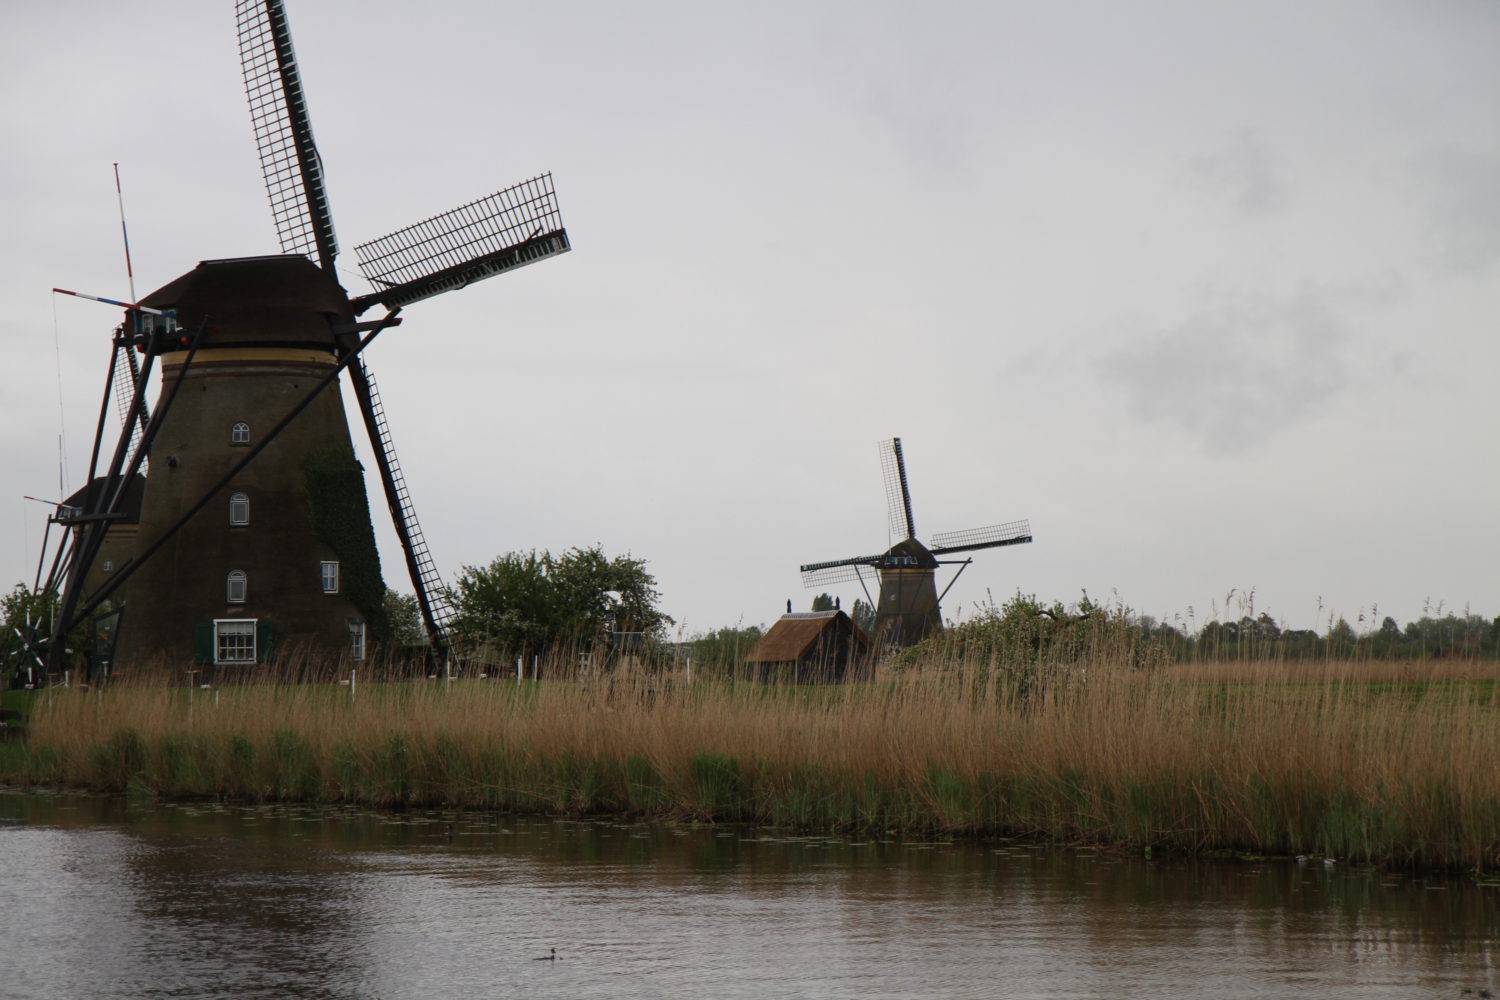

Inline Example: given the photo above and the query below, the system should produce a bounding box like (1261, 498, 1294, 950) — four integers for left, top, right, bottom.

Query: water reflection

(1, 791, 1495, 999)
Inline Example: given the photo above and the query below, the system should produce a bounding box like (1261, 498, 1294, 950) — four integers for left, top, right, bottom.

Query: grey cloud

(1411, 146, 1500, 274)
(1096, 282, 1352, 455)
(1184, 133, 1285, 214)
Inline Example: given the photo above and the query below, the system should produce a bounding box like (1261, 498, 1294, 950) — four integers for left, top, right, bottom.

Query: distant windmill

(799, 438, 1032, 649)
(39, 0, 569, 676)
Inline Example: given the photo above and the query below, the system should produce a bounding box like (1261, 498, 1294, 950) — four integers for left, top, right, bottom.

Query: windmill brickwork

(114, 257, 381, 668)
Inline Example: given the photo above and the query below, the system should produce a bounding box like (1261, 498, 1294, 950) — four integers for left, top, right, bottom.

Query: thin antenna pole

(113, 164, 137, 303)
(51, 299, 69, 498)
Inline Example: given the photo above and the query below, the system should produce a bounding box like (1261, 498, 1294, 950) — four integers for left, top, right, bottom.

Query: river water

(0, 790, 1494, 999)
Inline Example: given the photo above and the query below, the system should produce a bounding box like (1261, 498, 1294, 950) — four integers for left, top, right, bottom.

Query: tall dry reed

(8, 654, 1500, 870)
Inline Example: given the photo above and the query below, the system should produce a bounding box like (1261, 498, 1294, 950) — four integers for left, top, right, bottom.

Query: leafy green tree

(1325, 617, 1356, 656)
(2, 584, 52, 677)
(901, 590, 1166, 679)
(0, 584, 97, 679)
(811, 593, 836, 612)
(1402, 613, 1492, 659)
(851, 598, 875, 637)
(1279, 629, 1320, 660)
(689, 624, 764, 677)
(383, 589, 428, 648)
(446, 546, 672, 657)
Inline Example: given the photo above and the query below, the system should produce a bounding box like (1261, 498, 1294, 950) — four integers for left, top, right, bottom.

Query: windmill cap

(883, 537, 940, 569)
(139, 255, 353, 350)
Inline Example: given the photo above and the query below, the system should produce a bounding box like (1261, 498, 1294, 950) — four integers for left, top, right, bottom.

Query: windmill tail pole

(935, 559, 973, 608)
(339, 310, 453, 667)
(44, 317, 189, 672)
(84, 336, 123, 494)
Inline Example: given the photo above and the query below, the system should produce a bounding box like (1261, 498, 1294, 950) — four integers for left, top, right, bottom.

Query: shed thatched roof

(745, 610, 869, 663)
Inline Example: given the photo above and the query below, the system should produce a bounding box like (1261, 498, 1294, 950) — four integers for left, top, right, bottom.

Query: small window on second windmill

(227, 570, 247, 604)
(230, 421, 250, 445)
(229, 492, 250, 525)
(321, 561, 339, 594)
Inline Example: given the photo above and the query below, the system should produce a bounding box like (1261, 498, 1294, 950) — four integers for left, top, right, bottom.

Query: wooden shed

(744, 610, 873, 684)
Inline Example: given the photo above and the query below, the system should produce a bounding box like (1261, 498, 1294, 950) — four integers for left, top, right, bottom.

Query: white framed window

(229, 491, 250, 525)
(230, 421, 250, 445)
(227, 570, 247, 604)
(321, 560, 340, 594)
(348, 619, 366, 661)
(214, 619, 256, 664)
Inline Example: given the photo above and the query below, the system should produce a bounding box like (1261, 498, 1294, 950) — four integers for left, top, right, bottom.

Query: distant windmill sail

(880, 437, 916, 541)
(929, 520, 1032, 554)
(799, 558, 883, 589)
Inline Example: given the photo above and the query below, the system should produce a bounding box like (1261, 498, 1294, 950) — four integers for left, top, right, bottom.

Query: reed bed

(7, 655, 1500, 870)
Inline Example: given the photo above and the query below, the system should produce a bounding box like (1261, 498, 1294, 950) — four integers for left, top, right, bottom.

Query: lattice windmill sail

(799, 438, 1032, 649)
(42, 0, 569, 677)
(238, 0, 338, 269)
(351, 177, 569, 313)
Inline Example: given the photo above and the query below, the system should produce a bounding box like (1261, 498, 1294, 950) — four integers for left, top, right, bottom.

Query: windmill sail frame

(237, 0, 339, 269)
(929, 519, 1032, 555)
(350, 176, 569, 313)
(879, 438, 916, 542)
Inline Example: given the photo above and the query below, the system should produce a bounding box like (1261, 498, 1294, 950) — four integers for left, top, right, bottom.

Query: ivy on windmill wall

(303, 446, 390, 645)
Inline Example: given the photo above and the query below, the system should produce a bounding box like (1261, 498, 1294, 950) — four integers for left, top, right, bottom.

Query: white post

(350, 668, 357, 701)
(516, 656, 522, 681)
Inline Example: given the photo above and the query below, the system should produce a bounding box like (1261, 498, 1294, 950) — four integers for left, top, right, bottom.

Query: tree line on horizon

(6, 550, 1500, 673)
(1140, 607, 1500, 662)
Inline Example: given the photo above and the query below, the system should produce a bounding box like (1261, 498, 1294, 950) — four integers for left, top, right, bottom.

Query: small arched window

(227, 570, 247, 604)
(228, 492, 250, 525)
(230, 421, 250, 445)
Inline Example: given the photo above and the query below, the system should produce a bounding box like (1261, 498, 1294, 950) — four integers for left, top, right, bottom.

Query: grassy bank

(5, 657, 1499, 870)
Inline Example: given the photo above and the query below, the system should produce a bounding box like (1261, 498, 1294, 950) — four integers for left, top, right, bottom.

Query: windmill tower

(42, 0, 569, 674)
(799, 438, 1033, 650)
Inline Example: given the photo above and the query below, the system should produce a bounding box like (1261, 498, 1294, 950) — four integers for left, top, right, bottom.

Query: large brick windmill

(40, 0, 569, 675)
(799, 438, 1033, 650)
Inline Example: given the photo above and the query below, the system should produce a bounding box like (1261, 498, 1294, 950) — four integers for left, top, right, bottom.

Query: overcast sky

(4, 1, 1497, 638)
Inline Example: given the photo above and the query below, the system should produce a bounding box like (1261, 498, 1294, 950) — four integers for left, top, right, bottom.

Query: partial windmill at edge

(36, 0, 570, 678)
(799, 437, 1033, 650)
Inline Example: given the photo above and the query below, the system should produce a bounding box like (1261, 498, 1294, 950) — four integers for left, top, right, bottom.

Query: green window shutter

(256, 620, 274, 663)
(193, 622, 213, 664)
